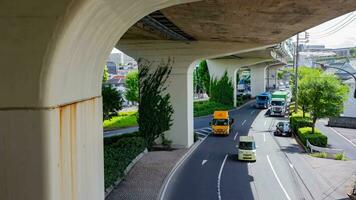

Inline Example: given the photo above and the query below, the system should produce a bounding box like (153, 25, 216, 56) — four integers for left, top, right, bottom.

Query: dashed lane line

(234, 131, 239, 141)
(241, 120, 246, 126)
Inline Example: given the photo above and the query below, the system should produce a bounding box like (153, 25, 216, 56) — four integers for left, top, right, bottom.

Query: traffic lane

(194, 101, 255, 129)
(164, 103, 259, 200)
(272, 122, 329, 200)
(220, 106, 262, 200)
(247, 111, 303, 200)
(316, 121, 356, 160)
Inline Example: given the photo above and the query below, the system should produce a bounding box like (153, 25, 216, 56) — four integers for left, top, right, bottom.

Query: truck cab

(270, 98, 286, 116)
(255, 92, 271, 108)
(210, 111, 234, 135)
(237, 136, 256, 161)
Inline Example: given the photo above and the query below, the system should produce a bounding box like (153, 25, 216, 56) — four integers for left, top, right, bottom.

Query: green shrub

(290, 113, 312, 133)
(194, 100, 233, 117)
(335, 153, 346, 160)
(298, 127, 328, 147)
(104, 134, 146, 188)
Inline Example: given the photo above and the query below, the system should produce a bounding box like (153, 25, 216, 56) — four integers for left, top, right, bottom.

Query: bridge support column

(250, 63, 267, 97)
(0, 97, 104, 200)
(165, 63, 195, 148)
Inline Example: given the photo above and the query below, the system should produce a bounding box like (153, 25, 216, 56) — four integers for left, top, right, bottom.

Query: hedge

(104, 132, 146, 188)
(194, 100, 233, 117)
(290, 113, 312, 133)
(297, 127, 328, 147)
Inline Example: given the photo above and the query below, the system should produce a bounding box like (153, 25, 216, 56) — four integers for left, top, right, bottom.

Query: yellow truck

(210, 111, 234, 135)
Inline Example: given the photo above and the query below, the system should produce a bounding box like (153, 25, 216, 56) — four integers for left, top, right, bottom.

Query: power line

(309, 14, 356, 39)
(309, 12, 355, 35)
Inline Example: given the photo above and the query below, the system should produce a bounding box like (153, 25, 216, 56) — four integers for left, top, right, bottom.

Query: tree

(138, 58, 174, 150)
(197, 60, 210, 95)
(102, 66, 124, 121)
(125, 70, 139, 102)
(102, 85, 124, 120)
(298, 74, 348, 133)
(210, 71, 234, 105)
(350, 48, 356, 57)
(102, 65, 109, 83)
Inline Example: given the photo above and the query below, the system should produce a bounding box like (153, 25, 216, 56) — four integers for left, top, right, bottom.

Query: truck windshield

(213, 119, 228, 126)
(271, 101, 284, 106)
(239, 141, 255, 150)
(257, 96, 268, 101)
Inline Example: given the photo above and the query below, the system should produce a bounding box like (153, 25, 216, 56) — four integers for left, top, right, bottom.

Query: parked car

(274, 121, 291, 136)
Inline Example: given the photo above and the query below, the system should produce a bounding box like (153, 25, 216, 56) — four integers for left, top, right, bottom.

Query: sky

(299, 11, 356, 48)
(112, 10, 356, 54)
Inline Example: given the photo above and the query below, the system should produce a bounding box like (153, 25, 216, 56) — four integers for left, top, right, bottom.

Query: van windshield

(239, 141, 255, 150)
(213, 119, 228, 126)
(271, 101, 284, 106)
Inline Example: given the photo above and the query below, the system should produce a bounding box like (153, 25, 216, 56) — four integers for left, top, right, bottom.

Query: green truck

(270, 91, 289, 116)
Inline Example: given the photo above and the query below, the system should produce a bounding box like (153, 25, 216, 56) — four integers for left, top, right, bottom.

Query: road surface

(162, 103, 307, 200)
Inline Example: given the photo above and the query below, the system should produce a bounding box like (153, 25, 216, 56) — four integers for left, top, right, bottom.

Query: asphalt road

(163, 103, 306, 200)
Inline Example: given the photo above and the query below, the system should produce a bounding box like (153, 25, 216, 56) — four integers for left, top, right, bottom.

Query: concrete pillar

(0, 98, 104, 200)
(250, 63, 267, 97)
(206, 59, 270, 106)
(166, 63, 195, 147)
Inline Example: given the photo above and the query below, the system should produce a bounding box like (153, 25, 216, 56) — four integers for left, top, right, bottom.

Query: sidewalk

(106, 149, 187, 200)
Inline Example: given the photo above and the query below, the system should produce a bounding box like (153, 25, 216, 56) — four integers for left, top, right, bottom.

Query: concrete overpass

(1, 1, 356, 199)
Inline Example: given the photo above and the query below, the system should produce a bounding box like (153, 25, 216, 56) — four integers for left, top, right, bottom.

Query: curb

(105, 148, 148, 198)
(157, 137, 206, 200)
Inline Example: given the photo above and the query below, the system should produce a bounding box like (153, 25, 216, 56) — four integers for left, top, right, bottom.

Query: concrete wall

(328, 117, 356, 129)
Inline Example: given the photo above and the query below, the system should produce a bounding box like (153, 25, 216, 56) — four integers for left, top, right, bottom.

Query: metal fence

(307, 140, 345, 155)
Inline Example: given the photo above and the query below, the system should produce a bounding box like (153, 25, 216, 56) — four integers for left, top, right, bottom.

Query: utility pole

(294, 33, 300, 113)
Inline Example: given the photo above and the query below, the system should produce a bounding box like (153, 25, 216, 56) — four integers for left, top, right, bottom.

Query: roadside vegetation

(103, 59, 176, 191)
(193, 61, 237, 117)
(289, 66, 348, 151)
(104, 132, 146, 188)
(103, 110, 138, 130)
(194, 100, 234, 117)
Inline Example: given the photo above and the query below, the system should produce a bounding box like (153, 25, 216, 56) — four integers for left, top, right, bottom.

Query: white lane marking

(266, 155, 292, 200)
(195, 132, 206, 137)
(264, 121, 267, 127)
(217, 154, 228, 200)
(288, 162, 294, 169)
(263, 133, 266, 142)
(202, 160, 208, 166)
(234, 131, 239, 141)
(198, 129, 211, 134)
(330, 127, 356, 148)
(241, 120, 246, 126)
(159, 136, 208, 200)
(250, 110, 255, 115)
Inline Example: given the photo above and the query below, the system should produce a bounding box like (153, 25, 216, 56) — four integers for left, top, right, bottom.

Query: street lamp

(319, 63, 356, 99)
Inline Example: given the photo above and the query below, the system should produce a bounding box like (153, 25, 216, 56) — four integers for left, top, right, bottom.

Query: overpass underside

(1, 0, 356, 199)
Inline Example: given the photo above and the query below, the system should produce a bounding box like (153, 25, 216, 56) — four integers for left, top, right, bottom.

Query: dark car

(274, 121, 291, 136)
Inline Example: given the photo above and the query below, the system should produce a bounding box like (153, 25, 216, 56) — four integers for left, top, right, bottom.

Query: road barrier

(307, 140, 345, 155)
(328, 117, 356, 129)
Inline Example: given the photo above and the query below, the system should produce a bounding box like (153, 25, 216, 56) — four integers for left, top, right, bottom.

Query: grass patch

(335, 153, 347, 161)
(194, 100, 234, 117)
(103, 110, 138, 130)
(104, 132, 146, 188)
(310, 152, 327, 158)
